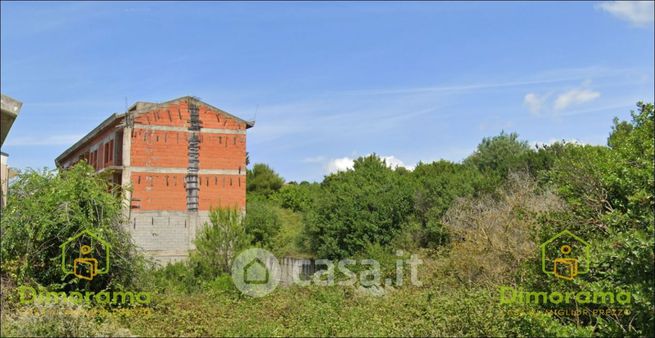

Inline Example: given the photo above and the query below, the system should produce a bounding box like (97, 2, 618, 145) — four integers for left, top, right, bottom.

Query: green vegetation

(189, 207, 251, 279)
(0, 163, 147, 292)
(245, 199, 282, 248)
(305, 156, 414, 258)
(247, 163, 285, 198)
(1, 103, 652, 336)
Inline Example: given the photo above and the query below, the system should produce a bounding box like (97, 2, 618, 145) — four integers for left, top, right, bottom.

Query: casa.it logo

(541, 230, 590, 281)
(60, 229, 111, 281)
(231, 248, 280, 297)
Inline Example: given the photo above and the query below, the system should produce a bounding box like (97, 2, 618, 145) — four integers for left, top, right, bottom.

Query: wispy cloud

(522, 83, 602, 115)
(554, 88, 601, 111)
(247, 96, 450, 146)
(341, 77, 580, 96)
(338, 66, 640, 97)
(4, 134, 84, 146)
(596, 1, 655, 27)
(523, 93, 547, 115)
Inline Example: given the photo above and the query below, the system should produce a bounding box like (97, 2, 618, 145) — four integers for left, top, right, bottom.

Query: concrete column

(121, 127, 132, 219)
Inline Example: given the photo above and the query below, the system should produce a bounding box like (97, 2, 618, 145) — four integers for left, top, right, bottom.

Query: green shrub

(0, 163, 147, 292)
(151, 261, 201, 294)
(245, 199, 281, 248)
(247, 163, 284, 198)
(1, 303, 130, 337)
(463, 131, 533, 187)
(190, 208, 251, 279)
(304, 155, 414, 258)
(271, 182, 319, 212)
(443, 172, 564, 287)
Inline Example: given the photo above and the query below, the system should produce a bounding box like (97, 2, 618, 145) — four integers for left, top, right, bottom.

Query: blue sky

(1, 1, 653, 182)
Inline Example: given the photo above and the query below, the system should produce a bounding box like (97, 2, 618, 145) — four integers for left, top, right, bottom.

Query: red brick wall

(130, 129, 189, 168)
(198, 133, 246, 171)
(134, 101, 188, 127)
(129, 99, 247, 211)
(130, 172, 187, 211)
(197, 174, 246, 210)
(198, 104, 247, 130)
(132, 100, 247, 130)
(59, 119, 123, 170)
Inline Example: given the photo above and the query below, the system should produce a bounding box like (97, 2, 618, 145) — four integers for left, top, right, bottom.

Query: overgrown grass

(1, 254, 591, 337)
(271, 206, 312, 258)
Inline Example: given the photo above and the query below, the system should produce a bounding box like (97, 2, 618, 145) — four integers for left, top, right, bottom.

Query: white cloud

(325, 155, 413, 174)
(597, 1, 655, 27)
(380, 155, 414, 171)
(523, 93, 546, 115)
(530, 138, 587, 148)
(326, 157, 355, 174)
(554, 89, 601, 111)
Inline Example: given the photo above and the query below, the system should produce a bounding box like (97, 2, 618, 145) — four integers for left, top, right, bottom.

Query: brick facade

(56, 97, 253, 263)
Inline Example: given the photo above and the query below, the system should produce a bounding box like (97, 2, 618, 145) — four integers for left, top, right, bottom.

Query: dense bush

(443, 172, 564, 287)
(304, 155, 414, 258)
(271, 181, 320, 212)
(0, 163, 146, 292)
(246, 163, 285, 197)
(463, 131, 532, 184)
(532, 102, 655, 335)
(189, 208, 251, 279)
(410, 161, 484, 247)
(245, 199, 282, 248)
(1, 303, 130, 337)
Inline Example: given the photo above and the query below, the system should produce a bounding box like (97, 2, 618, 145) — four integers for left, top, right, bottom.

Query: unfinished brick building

(56, 96, 253, 263)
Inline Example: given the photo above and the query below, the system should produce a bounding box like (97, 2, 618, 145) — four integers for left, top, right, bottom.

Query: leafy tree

(304, 155, 414, 258)
(604, 102, 654, 226)
(523, 141, 571, 180)
(410, 160, 484, 247)
(464, 131, 533, 188)
(245, 200, 281, 248)
(412, 160, 483, 223)
(0, 163, 145, 291)
(246, 163, 284, 198)
(190, 208, 250, 278)
(271, 181, 320, 212)
(535, 102, 654, 335)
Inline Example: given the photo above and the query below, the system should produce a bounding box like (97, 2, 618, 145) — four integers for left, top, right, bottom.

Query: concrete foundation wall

(128, 210, 212, 264)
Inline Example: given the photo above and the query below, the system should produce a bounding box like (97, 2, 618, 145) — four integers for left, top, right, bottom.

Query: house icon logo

(540, 230, 590, 281)
(231, 248, 280, 297)
(60, 229, 111, 281)
(244, 258, 269, 284)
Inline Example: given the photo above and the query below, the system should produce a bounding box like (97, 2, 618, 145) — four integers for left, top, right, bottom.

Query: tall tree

(464, 131, 532, 187)
(246, 163, 285, 198)
(304, 155, 414, 258)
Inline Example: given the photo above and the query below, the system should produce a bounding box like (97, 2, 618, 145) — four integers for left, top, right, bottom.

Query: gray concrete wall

(127, 210, 211, 265)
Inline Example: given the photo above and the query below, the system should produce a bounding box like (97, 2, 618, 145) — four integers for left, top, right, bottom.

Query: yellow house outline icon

(540, 230, 590, 281)
(60, 229, 111, 280)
